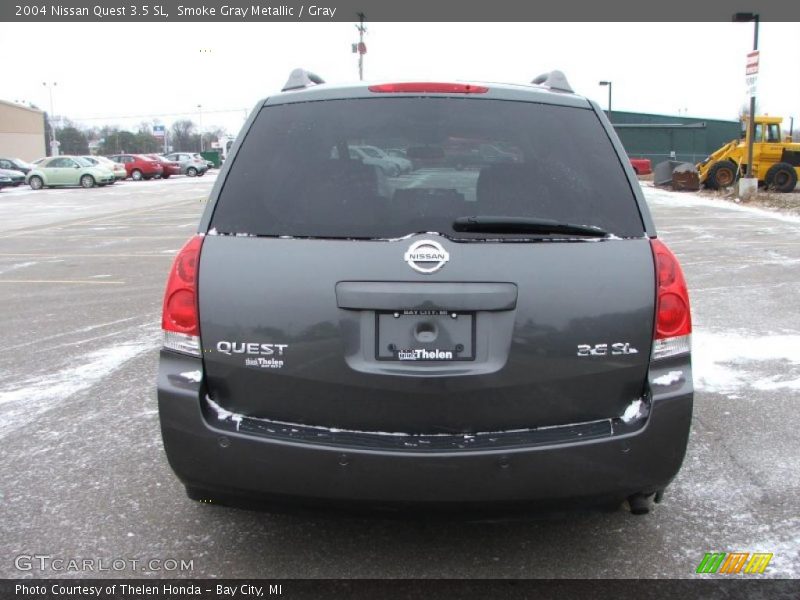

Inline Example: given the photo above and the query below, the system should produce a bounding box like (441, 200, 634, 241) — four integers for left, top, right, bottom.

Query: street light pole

(356, 13, 367, 81)
(197, 104, 203, 152)
(42, 81, 58, 155)
(599, 81, 612, 122)
(734, 12, 759, 181)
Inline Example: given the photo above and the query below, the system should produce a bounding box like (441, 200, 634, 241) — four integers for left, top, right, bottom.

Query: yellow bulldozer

(696, 115, 799, 192)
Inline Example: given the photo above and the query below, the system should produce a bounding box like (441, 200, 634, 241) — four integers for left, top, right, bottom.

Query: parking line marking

(0, 279, 126, 285)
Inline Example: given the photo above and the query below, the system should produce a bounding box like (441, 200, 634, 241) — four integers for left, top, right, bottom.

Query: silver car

(164, 153, 208, 177)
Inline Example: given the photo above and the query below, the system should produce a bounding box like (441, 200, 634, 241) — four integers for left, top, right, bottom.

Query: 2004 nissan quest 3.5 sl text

(157, 69, 693, 515)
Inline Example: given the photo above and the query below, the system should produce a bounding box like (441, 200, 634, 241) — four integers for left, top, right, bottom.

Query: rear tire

(704, 160, 737, 189)
(186, 167, 198, 177)
(131, 169, 143, 181)
(765, 162, 798, 192)
(162, 174, 170, 179)
(29, 176, 43, 190)
(80, 175, 95, 188)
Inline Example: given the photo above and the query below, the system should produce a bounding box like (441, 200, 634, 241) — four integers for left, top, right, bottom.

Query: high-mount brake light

(650, 238, 692, 359)
(368, 83, 489, 94)
(162, 235, 204, 356)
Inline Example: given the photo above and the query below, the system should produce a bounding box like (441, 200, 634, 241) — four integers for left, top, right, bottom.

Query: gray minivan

(157, 70, 693, 514)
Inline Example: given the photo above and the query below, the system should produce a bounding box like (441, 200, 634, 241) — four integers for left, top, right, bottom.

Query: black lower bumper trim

(205, 400, 615, 452)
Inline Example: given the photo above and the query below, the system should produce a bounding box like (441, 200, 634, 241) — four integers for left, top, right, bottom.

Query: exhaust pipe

(627, 493, 653, 515)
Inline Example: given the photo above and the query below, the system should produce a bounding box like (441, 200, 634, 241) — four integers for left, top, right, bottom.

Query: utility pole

(355, 12, 367, 81)
(197, 104, 203, 152)
(43, 81, 58, 156)
(598, 81, 612, 122)
(734, 12, 759, 185)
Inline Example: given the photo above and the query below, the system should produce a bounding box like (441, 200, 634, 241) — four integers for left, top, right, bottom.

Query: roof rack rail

(282, 68, 326, 92)
(530, 70, 574, 93)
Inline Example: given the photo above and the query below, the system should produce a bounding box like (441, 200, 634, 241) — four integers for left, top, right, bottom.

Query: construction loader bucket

(654, 160, 682, 187)
(671, 163, 700, 191)
(654, 160, 700, 191)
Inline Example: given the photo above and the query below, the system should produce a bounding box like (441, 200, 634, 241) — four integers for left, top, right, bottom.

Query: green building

(607, 111, 740, 164)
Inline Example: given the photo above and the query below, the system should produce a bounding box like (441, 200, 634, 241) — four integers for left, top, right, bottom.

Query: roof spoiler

(531, 70, 574, 93)
(282, 68, 326, 92)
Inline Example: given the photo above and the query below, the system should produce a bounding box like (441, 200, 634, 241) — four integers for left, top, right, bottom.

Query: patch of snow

(620, 399, 644, 423)
(0, 331, 159, 439)
(207, 228, 218, 235)
(652, 371, 683, 386)
(644, 186, 800, 225)
(752, 376, 800, 391)
(2, 316, 140, 353)
(693, 330, 800, 394)
(205, 396, 242, 430)
(179, 370, 202, 383)
(0, 261, 37, 275)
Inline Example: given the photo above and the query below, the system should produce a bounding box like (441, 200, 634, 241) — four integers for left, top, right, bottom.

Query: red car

(146, 154, 182, 179)
(108, 154, 164, 181)
(630, 158, 652, 175)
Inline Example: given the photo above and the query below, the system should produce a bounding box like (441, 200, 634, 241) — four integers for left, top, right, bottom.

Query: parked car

(0, 168, 26, 186)
(26, 155, 115, 189)
(163, 152, 208, 177)
(361, 145, 413, 174)
(0, 157, 34, 175)
(331, 145, 399, 176)
(158, 70, 693, 514)
(386, 148, 416, 172)
(192, 153, 215, 170)
(145, 154, 182, 178)
(446, 141, 521, 169)
(630, 158, 653, 175)
(108, 154, 164, 180)
(81, 155, 126, 181)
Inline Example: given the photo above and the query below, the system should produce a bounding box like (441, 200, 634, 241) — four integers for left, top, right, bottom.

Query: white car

(82, 155, 126, 181)
(346, 146, 399, 176)
(360, 145, 413, 174)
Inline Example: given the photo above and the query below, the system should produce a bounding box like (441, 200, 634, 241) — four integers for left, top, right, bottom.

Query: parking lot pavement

(0, 178, 798, 579)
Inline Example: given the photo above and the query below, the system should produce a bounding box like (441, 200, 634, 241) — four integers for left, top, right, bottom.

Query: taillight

(651, 239, 691, 359)
(368, 82, 489, 94)
(162, 235, 203, 356)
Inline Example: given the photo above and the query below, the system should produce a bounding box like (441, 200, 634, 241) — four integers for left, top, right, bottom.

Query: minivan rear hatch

(199, 94, 654, 434)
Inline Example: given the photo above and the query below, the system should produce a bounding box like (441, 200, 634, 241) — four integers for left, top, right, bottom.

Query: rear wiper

(452, 216, 607, 238)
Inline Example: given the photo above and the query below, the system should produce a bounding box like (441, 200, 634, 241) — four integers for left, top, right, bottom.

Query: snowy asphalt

(0, 175, 798, 579)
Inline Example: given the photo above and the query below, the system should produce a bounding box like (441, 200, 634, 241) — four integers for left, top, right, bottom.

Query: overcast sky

(1, 21, 798, 137)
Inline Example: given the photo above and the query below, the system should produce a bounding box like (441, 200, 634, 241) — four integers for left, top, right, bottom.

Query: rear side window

(212, 98, 644, 238)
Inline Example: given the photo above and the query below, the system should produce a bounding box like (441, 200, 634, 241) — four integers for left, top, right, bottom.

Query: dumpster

(200, 150, 221, 168)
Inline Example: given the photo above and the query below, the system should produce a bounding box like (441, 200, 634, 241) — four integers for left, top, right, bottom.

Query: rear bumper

(158, 351, 693, 507)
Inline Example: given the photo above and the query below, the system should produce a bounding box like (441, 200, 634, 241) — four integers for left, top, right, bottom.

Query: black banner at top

(2, 0, 799, 22)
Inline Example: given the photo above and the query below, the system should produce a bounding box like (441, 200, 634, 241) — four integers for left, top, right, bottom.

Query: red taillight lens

(162, 235, 203, 336)
(651, 239, 691, 340)
(368, 82, 489, 94)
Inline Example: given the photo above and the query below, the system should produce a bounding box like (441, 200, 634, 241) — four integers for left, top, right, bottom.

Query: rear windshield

(212, 98, 644, 239)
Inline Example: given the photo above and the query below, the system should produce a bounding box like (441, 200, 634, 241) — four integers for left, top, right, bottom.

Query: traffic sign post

(745, 50, 759, 97)
(153, 125, 167, 154)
